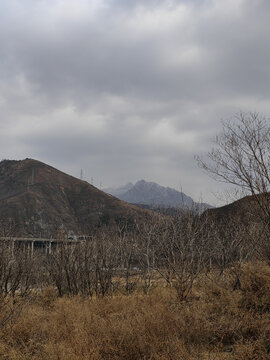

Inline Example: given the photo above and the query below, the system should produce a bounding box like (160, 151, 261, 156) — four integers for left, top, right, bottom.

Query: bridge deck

(0, 237, 82, 243)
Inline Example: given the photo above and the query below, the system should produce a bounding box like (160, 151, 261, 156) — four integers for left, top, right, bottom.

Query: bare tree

(136, 217, 161, 293)
(93, 231, 120, 297)
(197, 112, 270, 257)
(0, 241, 35, 298)
(197, 112, 270, 194)
(46, 230, 121, 297)
(117, 221, 139, 294)
(0, 240, 36, 330)
(154, 212, 209, 301)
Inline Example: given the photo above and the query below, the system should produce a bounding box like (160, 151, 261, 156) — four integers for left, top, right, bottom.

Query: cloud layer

(1, 0, 270, 204)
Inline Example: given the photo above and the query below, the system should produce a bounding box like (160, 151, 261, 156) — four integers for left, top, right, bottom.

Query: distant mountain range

(104, 180, 213, 213)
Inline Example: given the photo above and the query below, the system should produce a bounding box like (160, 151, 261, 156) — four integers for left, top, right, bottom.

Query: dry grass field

(0, 262, 270, 360)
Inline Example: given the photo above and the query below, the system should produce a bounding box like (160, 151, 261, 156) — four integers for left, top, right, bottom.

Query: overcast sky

(1, 0, 270, 205)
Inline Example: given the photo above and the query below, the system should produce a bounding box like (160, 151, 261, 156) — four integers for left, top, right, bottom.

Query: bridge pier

(9, 239, 14, 256)
(31, 241, 34, 257)
(49, 241, 52, 255)
(45, 241, 52, 255)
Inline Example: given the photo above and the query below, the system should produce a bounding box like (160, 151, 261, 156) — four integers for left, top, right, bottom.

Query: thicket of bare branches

(46, 231, 121, 297)
(0, 208, 260, 305)
(1, 203, 267, 322)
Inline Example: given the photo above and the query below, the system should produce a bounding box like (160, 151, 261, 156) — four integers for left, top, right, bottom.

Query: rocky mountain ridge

(104, 180, 213, 212)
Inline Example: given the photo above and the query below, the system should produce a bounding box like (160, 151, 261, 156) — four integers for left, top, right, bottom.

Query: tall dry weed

(0, 262, 270, 359)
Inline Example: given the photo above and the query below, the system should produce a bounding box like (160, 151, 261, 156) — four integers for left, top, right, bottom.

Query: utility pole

(80, 168, 83, 180)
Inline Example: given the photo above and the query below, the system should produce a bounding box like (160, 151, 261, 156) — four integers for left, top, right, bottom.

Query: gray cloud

(0, 0, 270, 205)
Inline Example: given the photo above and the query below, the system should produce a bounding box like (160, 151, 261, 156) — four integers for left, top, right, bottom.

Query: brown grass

(1, 262, 270, 360)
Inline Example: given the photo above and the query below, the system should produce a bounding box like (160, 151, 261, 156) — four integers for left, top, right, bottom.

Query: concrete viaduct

(0, 236, 89, 256)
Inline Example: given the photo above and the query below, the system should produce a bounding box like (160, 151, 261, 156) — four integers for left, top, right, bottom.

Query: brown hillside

(203, 192, 270, 227)
(0, 159, 148, 236)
